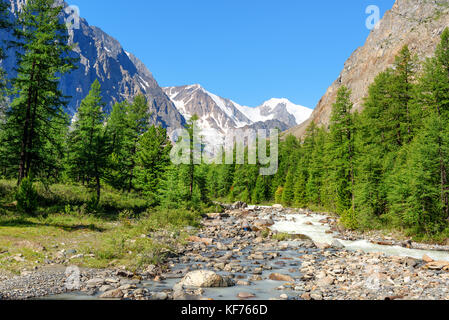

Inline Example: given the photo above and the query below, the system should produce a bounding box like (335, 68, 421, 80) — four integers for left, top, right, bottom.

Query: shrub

(275, 186, 284, 204)
(16, 177, 38, 215)
(340, 207, 359, 230)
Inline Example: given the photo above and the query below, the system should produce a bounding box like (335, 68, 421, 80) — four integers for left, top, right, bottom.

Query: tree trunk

(18, 59, 36, 184)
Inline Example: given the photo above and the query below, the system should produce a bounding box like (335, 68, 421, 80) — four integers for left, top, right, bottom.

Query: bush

(16, 177, 38, 214)
(275, 186, 284, 204)
(340, 207, 359, 230)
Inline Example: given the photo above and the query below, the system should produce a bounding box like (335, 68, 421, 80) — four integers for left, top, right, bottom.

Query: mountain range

(0, 0, 312, 137)
(163, 84, 312, 134)
(286, 0, 449, 138)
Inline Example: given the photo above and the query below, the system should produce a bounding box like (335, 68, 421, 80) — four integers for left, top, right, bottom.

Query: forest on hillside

(2, 0, 449, 240)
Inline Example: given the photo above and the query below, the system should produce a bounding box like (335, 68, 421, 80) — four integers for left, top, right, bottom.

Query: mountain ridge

(163, 84, 312, 135)
(285, 0, 449, 138)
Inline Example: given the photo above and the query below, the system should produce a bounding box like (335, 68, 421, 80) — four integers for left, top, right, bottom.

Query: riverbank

(3, 204, 449, 300)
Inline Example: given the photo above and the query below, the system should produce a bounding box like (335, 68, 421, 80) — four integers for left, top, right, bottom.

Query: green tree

(2, 0, 77, 183)
(327, 86, 355, 213)
(0, 0, 11, 104)
(388, 114, 449, 234)
(66, 80, 108, 202)
(126, 94, 150, 192)
(105, 101, 131, 190)
(135, 125, 171, 205)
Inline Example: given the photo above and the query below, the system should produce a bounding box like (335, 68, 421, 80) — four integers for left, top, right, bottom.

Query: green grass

(0, 180, 202, 274)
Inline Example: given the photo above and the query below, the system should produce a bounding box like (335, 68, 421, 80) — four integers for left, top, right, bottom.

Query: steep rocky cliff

(286, 0, 449, 138)
(1, 0, 185, 129)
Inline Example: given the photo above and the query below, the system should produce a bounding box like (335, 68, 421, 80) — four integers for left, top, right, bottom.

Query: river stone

(237, 292, 256, 299)
(99, 285, 113, 292)
(314, 242, 331, 250)
(317, 276, 335, 287)
(151, 292, 168, 300)
(272, 204, 283, 209)
(269, 273, 295, 282)
(86, 278, 105, 287)
(99, 289, 123, 299)
(181, 270, 234, 288)
(331, 240, 345, 249)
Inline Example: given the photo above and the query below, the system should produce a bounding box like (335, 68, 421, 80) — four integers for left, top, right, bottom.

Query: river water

(271, 212, 449, 262)
(43, 209, 449, 300)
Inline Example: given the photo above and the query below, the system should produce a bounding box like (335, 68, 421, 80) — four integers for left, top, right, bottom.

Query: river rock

(317, 276, 335, 287)
(269, 273, 294, 282)
(314, 242, 331, 250)
(272, 204, 283, 209)
(181, 270, 234, 288)
(422, 254, 434, 263)
(237, 292, 256, 299)
(99, 289, 123, 299)
(331, 240, 345, 249)
(151, 292, 168, 300)
(86, 277, 105, 288)
(425, 260, 449, 270)
(187, 236, 213, 246)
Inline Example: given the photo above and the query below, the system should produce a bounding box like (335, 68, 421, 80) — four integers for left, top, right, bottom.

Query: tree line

(0, 0, 178, 210)
(210, 30, 449, 237)
(3, 0, 449, 238)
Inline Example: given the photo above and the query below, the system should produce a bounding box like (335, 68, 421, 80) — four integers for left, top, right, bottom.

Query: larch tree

(67, 80, 108, 202)
(3, 0, 77, 183)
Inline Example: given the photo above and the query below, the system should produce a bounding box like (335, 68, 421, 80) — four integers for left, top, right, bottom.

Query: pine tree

(135, 125, 171, 205)
(388, 114, 449, 234)
(389, 28, 449, 228)
(327, 86, 355, 213)
(0, 0, 11, 103)
(2, 0, 77, 183)
(126, 94, 150, 192)
(282, 168, 295, 206)
(66, 80, 108, 202)
(105, 101, 131, 190)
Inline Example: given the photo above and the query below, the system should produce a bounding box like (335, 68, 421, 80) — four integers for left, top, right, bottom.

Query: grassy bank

(0, 180, 203, 275)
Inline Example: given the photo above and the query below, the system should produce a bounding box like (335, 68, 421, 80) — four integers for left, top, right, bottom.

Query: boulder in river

(99, 289, 124, 299)
(181, 270, 235, 288)
(314, 242, 331, 250)
(237, 292, 256, 299)
(252, 219, 274, 231)
(331, 240, 345, 249)
(269, 273, 295, 282)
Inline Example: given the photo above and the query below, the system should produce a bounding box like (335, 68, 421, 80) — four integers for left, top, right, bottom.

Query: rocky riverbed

(3, 205, 449, 300)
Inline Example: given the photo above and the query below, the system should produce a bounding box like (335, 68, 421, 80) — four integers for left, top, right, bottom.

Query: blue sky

(67, 0, 395, 109)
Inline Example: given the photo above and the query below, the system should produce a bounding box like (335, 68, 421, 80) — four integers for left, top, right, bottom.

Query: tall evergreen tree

(327, 86, 355, 213)
(2, 0, 76, 183)
(105, 101, 131, 190)
(126, 94, 150, 192)
(67, 80, 108, 202)
(135, 125, 171, 205)
(0, 0, 11, 102)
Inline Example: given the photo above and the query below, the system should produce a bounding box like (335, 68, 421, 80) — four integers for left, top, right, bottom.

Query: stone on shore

(269, 273, 295, 282)
(181, 270, 234, 288)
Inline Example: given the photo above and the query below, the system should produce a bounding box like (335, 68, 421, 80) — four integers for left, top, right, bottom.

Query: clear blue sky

(67, 0, 395, 109)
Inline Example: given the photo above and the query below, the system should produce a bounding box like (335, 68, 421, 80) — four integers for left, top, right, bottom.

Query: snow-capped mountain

(163, 85, 312, 135)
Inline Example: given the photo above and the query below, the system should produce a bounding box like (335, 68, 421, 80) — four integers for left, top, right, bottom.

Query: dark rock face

(0, 0, 185, 129)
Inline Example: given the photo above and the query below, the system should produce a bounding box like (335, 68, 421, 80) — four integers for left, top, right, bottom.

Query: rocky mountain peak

(286, 0, 449, 138)
(1, 0, 185, 130)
